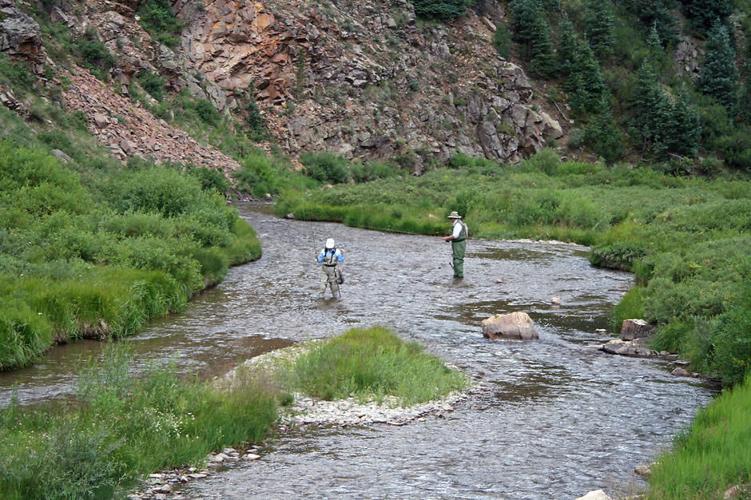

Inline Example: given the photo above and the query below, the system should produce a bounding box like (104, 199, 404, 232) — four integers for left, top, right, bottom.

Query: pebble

(243, 453, 261, 461)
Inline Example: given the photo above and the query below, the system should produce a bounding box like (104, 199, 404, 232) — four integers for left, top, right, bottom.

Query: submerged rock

(482, 311, 538, 340)
(600, 338, 656, 358)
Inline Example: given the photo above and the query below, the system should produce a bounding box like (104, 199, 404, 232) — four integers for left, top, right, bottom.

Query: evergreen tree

(558, 17, 578, 78)
(509, 0, 542, 47)
(584, 97, 625, 164)
(528, 15, 557, 78)
(567, 37, 607, 114)
(412, 0, 476, 20)
(624, 0, 677, 45)
(698, 21, 739, 111)
(584, 0, 616, 59)
(632, 62, 674, 157)
(669, 87, 702, 157)
(647, 22, 667, 72)
(681, 0, 733, 33)
(509, 0, 556, 78)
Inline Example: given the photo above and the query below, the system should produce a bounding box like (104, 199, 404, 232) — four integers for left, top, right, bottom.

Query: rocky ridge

(175, 0, 564, 167)
(33, 0, 565, 169)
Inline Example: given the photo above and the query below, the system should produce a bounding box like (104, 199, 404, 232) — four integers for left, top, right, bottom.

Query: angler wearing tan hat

(443, 211, 468, 279)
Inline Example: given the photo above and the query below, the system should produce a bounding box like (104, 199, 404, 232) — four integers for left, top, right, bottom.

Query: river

(0, 207, 713, 498)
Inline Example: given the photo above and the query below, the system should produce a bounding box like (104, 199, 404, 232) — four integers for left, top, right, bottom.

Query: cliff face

(175, 0, 563, 166)
(6, 0, 565, 168)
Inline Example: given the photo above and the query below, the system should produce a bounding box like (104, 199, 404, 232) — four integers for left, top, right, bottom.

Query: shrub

(0, 298, 53, 370)
(300, 152, 351, 184)
(137, 70, 165, 101)
(412, 0, 475, 20)
(78, 29, 115, 80)
(493, 23, 513, 58)
(590, 243, 647, 271)
(611, 287, 645, 332)
(137, 0, 184, 47)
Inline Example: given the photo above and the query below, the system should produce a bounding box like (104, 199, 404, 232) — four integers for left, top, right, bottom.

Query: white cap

(325, 238, 335, 249)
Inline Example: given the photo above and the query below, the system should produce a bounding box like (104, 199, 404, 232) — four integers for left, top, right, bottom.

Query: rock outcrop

(44, 0, 564, 168)
(176, 0, 563, 165)
(0, 0, 44, 70)
(481, 311, 539, 340)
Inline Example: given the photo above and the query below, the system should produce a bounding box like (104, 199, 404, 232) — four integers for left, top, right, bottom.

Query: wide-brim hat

(447, 211, 462, 219)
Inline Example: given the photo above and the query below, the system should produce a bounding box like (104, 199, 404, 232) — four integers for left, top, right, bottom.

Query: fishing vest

(323, 248, 339, 266)
(455, 221, 468, 242)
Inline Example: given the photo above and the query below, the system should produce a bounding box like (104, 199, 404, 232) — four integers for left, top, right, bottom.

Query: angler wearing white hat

(316, 238, 345, 299)
(443, 211, 468, 279)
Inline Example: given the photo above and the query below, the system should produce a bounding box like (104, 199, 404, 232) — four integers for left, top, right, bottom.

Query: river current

(0, 207, 712, 498)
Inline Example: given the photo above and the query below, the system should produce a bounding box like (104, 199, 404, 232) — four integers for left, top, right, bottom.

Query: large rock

(482, 312, 538, 340)
(0, 0, 44, 64)
(576, 491, 612, 500)
(620, 319, 655, 341)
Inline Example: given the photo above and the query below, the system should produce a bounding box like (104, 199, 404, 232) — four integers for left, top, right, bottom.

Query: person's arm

(336, 250, 345, 264)
(316, 250, 325, 264)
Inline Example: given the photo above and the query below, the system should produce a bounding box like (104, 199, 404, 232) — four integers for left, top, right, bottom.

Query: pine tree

(584, 0, 616, 59)
(558, 17, 578, 78)
(584, 97, 625, 164)
(509, 0, 542, 47)
(568, 37, 606, 114)
(669, 87, 702, 157)
(528, 15, 557, 78)
(624, 0, 677, 45)
(698, 21, 739, 111)
(412, 0, 475, 20)
(632, 61, 673, 157)
(509, 0, 556, 78)
(681, 0, 733, 33)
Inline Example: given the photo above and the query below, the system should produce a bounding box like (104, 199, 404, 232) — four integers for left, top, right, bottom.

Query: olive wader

(452, 221, 468, 279)
(320, 250, 341, 299)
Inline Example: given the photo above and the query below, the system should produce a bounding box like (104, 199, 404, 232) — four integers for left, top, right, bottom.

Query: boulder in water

(620, 319, 655, 340)
(481, 312, 538, 340)
(576, 491, 612, 500)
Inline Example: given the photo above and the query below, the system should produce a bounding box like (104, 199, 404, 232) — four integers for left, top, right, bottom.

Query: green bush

(493, 23, 513, 58)
(137, 70, 166, 101)
(300, 152, 351, 184)
(137, 0, 184, 47)
(77, 29, 115, 81)
(611, 287, 645, 332)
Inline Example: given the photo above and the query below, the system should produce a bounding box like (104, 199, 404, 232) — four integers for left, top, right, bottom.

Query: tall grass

(648, 376, 751, 499)
(0, 345, 281, 499)
(0, 116, 261, 370)
(285, 327, 468, 406)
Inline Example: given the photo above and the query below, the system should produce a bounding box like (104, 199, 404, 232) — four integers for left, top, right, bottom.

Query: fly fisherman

(443, 211, 468, 279)
(317, 238, 345, 299)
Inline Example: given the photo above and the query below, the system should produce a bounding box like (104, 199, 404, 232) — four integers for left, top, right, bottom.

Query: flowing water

(0, 207, 713, 498)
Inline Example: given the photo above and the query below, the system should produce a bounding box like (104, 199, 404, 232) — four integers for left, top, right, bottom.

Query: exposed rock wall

(176, 0, 563, 166)
(21, 0, 564, 168)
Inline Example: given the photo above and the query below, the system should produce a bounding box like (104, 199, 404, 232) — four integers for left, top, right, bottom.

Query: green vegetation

(275, 150, 751, 386)
(0, 346, 281, 499)
(137, 0, 184, 47)
(0, 103, 260, 370)
(284, 327, 468, 406)
(647, 375, 751, 499)
(411, 0, 476, 20)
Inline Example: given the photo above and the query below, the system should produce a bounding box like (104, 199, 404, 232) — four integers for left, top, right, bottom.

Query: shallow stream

(0, 207, 713, 498)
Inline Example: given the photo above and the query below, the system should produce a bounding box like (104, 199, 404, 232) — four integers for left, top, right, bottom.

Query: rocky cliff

(4, 0, 565, 169)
